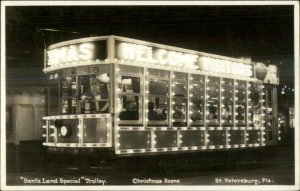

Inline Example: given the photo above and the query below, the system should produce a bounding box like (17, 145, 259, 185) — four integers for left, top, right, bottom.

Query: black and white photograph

(1, 1, 299, 190)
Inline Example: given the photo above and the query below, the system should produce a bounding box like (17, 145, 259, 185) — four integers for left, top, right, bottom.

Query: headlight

(59, 125, 72, 137)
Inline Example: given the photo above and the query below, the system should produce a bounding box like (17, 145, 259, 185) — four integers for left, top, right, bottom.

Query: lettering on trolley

(116, 42, 252, 77)
(47, 43, 95, 66)
(198, 56, 253, 77)
(116, 42, 198, 70)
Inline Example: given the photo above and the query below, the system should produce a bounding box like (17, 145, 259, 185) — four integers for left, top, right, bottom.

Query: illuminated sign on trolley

(116, 42, 199, 70)
(116, 42, 253, 77)
(47, 43, 95, 66)
(198, 56, 253, 77)
(45, 38, 253, 77)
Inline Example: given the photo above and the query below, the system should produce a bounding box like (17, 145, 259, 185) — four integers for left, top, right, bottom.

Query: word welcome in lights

(47, 43, 94, 66)
(117, 42, 198, 70)
(116, 42, 252, 77)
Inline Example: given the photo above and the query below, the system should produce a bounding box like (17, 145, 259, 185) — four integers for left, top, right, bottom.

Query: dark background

(6, 5, 294, 88)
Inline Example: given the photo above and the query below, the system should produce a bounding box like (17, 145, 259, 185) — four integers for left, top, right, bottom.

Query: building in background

(6, 87, 46, 144)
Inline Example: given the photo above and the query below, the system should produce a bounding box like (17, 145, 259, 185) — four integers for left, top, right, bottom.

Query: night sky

(5, 5, 294, 87)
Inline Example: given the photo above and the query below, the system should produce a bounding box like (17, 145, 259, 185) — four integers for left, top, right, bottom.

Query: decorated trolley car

(42, 35, 280, 156)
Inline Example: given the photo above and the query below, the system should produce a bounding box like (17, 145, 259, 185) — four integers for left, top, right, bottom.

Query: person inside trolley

(148, 101, 159, 120)
(222, 101, 232, 122)
(80, 73, 109, 114)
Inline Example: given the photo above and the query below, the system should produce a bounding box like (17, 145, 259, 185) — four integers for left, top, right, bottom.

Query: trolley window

(78, 72, 110, 114)
(252, 83, 264, 128)
(248, 82, 254, 127)
(148, 80, 169, 123)
(173, 72, 187, 127)
(147, 69, 169, 126)
(47, 65, 111, 115)
(221, 78, 233, 126)
(190, 74, 205, 126)
(235, 80, 247, 126)
(206, 76, 220, 125)
(47, 73, 60, 115)
(61, 76, 77, 114)
(118, 66, 143, 123)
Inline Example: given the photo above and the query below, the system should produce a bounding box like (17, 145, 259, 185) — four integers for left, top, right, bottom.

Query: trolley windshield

(47, 64, 111, 115)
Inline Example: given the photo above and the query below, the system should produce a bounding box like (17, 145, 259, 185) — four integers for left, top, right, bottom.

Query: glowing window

(190, 74, 205, 126)
(206, 77, 220, 125)
(61, 76, 77, 114)
(48, 75, 60, 115)
(147, 69, 170, 125)
(173, 72, 187, 127)
(221, 78, 233, 126)
(235, 80, 247, 126)
(78, 73, 110, 114)
(118, 70, 142, 122)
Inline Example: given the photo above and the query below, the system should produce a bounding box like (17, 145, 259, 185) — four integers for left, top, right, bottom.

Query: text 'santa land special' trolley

(42, 36, 280, 156)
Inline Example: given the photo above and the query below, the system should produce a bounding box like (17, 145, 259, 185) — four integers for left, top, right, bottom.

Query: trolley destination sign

(45, 36, 253, 78)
